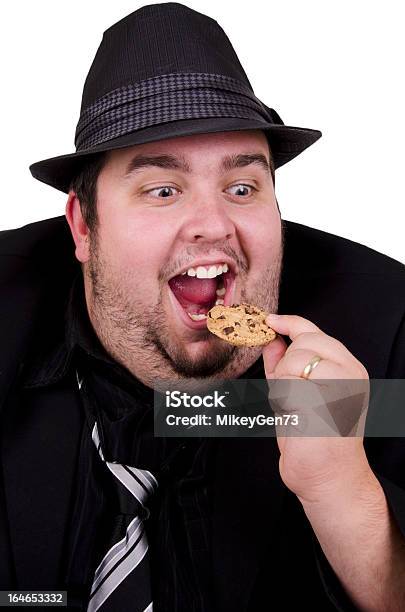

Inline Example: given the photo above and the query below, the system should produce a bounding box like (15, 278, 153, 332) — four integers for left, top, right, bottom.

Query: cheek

(97, 212, 172, 292)
(239, 207, 282, 266)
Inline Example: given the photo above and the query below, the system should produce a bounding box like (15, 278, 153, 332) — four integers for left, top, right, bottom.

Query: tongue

(169, 274, 218, 306)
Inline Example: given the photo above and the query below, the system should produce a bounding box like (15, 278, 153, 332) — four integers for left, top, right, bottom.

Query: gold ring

(301, 355, 322, 379)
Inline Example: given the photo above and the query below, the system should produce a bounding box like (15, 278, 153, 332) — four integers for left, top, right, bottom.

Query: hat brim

(29, 116, 322, 194)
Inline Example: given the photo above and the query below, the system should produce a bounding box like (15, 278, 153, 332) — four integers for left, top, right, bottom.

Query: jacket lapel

(1, 381, 83, 588)
(211, 436, 286, 611)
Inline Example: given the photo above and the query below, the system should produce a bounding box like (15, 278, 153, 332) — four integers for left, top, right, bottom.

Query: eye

(226, 184, 256, 198)
(145, 186, 180, 198)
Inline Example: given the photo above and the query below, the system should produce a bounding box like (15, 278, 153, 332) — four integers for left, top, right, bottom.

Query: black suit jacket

(1, 216, 405, 611)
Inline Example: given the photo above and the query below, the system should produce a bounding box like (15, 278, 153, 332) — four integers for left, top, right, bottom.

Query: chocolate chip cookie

(206, 303, 277, 347)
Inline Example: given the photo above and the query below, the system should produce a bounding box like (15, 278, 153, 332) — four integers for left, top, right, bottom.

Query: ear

(65, 191, 90, 263)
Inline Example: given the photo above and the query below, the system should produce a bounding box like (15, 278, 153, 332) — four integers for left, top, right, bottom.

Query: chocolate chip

(217, 315, 226, 320)
(235, 322, 241, 326)
(223, 326, 234, 335)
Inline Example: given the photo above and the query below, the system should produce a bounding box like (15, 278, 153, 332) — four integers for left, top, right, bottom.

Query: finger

(265, 314, 321, 342)
(284, 331, 352, 365)
(272, 348, 345, 379)
(261, 334, 288, 379)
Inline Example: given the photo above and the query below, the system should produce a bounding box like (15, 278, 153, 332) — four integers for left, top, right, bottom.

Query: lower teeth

(187, 297, 224, 321)
(188, 313, 207, 321)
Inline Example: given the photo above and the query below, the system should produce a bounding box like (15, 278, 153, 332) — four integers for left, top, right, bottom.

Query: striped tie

(76, 371, 157, 612)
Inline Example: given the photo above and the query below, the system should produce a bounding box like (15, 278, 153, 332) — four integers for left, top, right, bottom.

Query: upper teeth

(181, 263, 229, 278)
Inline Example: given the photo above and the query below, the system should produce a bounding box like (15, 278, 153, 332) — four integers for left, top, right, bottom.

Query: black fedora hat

(29, 2, 322, 194)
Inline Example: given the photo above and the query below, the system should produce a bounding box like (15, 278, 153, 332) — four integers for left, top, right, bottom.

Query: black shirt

(21, 271, 265, 611)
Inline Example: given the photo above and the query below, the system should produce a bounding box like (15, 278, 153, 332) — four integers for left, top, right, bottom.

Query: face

(68, 130, 283, 386)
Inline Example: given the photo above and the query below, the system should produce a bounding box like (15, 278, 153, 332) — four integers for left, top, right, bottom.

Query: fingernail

(266, 313, 281, 322)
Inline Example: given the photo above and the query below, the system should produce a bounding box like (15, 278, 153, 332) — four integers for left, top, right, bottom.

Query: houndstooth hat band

(75, 72, 272, 151)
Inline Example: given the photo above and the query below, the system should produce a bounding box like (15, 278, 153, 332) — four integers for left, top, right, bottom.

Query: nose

(180, 194, 236, 244)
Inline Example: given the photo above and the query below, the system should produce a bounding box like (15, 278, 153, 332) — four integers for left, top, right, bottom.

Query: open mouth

(167, 262, 237, 329)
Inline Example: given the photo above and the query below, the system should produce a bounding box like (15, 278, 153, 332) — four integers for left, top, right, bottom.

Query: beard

(84, 224, 285, 385)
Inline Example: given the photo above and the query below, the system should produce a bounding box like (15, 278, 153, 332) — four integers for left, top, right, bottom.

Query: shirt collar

(21, 272, 123, 389)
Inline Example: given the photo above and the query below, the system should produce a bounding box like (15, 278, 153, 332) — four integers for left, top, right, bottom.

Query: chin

(184, 334, 219, 355)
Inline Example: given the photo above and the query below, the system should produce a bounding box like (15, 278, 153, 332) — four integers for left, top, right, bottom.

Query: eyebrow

(123, 152, 272, 178)
(221, 153, 271, 175)
(124, 154, 191, 177)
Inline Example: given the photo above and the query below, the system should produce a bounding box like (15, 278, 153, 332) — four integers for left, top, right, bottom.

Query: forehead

(104, 129, 270, 169)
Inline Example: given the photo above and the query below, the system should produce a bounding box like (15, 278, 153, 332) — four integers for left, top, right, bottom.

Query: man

(1, 3, 405, 611)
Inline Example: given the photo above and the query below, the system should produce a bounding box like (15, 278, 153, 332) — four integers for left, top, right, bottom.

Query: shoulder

(0, 215, 78, 293)
(0, 215, 73, 262)
(0, 217, 79, 376)
(283, 219, 405, 278)
(281, 220, 405, 377)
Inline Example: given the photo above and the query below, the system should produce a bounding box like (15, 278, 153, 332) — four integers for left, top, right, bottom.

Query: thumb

(261, 334, 288, 379)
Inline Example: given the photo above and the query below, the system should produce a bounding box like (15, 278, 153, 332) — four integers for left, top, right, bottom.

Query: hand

(261, 314, 371, 503)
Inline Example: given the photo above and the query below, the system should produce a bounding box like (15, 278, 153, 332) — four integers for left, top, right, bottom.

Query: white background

(1, 0, 404, 264)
